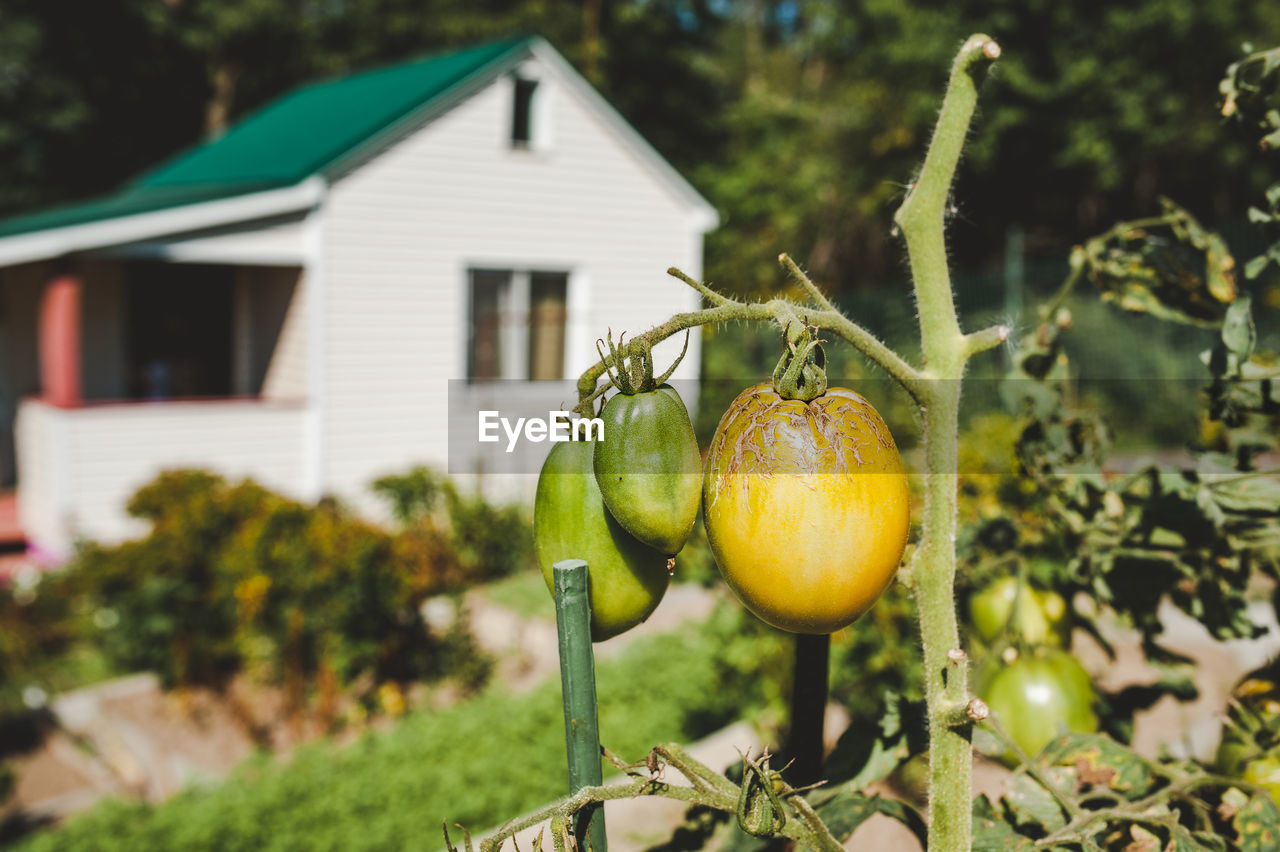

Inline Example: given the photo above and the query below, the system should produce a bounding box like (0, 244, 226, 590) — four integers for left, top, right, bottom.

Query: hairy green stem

(894, 34, 1001, 852)
(896, 35, 999, 379)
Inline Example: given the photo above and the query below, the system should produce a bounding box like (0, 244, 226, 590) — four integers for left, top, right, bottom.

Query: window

(467, 269, 568, 382)
(511, 76, 538, 149)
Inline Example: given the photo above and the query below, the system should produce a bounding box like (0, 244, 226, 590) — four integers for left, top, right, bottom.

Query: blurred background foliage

(2, 0, 1279, 300)
(0, 466, 536, 735)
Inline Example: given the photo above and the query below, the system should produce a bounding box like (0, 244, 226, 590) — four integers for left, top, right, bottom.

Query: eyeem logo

(478, 411, 604, 453)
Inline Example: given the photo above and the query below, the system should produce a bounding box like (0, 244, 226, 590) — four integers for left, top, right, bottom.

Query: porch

(0, 250, 314, 559)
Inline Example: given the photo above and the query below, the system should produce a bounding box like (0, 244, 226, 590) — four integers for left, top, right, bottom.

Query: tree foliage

(4, 0, 1280, 301)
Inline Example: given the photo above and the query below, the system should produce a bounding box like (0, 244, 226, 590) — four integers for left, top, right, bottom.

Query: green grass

(12, 619, 751, 852)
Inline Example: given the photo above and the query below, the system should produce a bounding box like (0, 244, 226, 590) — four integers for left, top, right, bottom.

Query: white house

(0, 36, 716, 560)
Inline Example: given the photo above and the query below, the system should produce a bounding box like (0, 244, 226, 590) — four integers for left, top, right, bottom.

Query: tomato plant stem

(895, 35, 1001, 852)
(914, 391, 970, 852)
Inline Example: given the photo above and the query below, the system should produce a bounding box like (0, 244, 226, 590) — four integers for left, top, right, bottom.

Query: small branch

(572, 285, 928, 411)
(963, 324, 1010, 359)
(478, 743, 845, 852)
(573, 300, 771, 408)
(667, 266, 732, 307)
(812, 308, 929, 404)
(1034, 773, 1230, 848)
(479, 778, 718, 852)
(779, 253, 838, 313)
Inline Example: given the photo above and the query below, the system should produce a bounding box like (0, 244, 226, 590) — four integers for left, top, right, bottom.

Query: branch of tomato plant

(570, 276, 936, 414)
(1031, 772, 1246, 848)
(472, 744, 844, 852)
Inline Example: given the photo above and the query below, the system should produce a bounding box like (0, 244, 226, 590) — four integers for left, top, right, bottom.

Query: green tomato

(1244, 755, 1280, 803)
(982, 649, 1099, 761)
(969, 576, 1071, 648)
(535, 439, 670, 642)
(593, 385, 701, 555)
(1216, 662, 1280, 804)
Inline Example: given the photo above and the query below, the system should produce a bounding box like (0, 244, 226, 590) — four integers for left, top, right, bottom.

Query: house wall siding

(16, 398, 307, 552)
(236, 265, 308, 400)
(321, 55, 704, 511)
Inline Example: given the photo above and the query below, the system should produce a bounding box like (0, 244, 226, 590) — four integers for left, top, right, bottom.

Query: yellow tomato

(703, 383, 910, 633)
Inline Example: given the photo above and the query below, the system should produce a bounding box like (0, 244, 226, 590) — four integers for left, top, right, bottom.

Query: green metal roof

(0, 37, 532, 240)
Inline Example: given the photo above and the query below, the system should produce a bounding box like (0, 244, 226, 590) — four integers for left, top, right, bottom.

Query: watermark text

(478, 410, 604, 453)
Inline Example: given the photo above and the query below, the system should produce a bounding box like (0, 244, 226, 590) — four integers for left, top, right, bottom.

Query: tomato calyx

(771, 320, 827, 402)
(735, 750, 788, 838)
(598, 329, 690, 395)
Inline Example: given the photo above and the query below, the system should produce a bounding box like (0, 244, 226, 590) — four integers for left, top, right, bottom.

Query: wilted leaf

(1040, 734, 1160, 798)
(1222, 297, 1256, 361)
(813, 790, 927, 847)
(1161, 823, 1206, 852)
(1083, 201, 1238, 327)
(1229, 788, 1280, 852)
(1002, 772, 1068, 833)
(1210, 476, 1280, 515)
(1246, 255, 1273, 280)
(973, 795, 1037, 852)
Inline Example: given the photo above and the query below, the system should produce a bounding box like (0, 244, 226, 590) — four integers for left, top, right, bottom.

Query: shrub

(372, 467, 534, 588)
(66, 470, 490, 710)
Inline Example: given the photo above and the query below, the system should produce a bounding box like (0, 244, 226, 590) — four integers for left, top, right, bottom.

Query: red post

(39, 274, 82, 407)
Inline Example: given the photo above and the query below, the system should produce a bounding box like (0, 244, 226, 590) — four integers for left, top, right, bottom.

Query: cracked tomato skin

(702, 383, 910, 634)
(535, 439, 670, 642)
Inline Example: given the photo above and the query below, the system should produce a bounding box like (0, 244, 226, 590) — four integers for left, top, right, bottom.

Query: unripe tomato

(702, 383, 910, 634)
(593, 385, 701, 555)
(1244, 756, 1280, 803)
(968, 576, 1071, 648)
(534, 440, 670, 641)
(1216, 661, 1280, 804)
(981, 649, 1099, 761)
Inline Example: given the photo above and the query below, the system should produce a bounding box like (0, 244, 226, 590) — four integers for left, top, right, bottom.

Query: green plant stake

(553, 559, 608, 852)
(785, 633, 830, 788)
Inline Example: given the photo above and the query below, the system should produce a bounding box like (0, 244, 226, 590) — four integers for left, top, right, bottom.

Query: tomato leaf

(972, 796, 1037, 852)
(1001, 772, 1068, 833)
(1228, 787, 1280, 852)
(811, 789, 925, 847)
(1039, 734, 1160, 798)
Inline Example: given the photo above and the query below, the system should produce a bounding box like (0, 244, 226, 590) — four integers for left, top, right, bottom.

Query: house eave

(0, 177, 327, 269)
